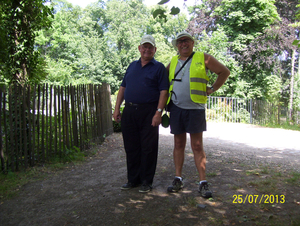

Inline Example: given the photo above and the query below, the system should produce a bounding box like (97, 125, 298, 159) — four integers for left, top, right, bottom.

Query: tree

(187, 0, 241, 97)
(187, 0, 222, 37)
(234, 0, 300, 123)
(237, 18, 296, 100)
(214, 0, 280, 51)
(36, 0, 107, 86)
(192, 26, 241, 97)
(187, 0, 300, 106)
(0, 0, 53, 85)
(146, 5, 190, 64)
(36, 0, 189, 93)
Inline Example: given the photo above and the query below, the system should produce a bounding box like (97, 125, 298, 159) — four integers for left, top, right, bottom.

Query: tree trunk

(288, 49, 295, 121)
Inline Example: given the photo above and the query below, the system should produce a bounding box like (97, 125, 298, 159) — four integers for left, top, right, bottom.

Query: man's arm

(151, 90, 168, 127)
(166, 63, 170, 72)
(113, 86, 125, 123)
(204, 53, 230, 95)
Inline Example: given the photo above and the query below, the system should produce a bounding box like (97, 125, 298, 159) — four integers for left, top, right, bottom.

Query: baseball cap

(172, 31, 194, 48)
(140, 35, 156, 47)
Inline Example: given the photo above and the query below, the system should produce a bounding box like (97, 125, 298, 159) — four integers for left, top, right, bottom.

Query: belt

(125, 102, 140, 107)
(125, 102, 157, 107)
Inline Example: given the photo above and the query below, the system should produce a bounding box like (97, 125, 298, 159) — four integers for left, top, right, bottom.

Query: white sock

(199, 180, 207, 185)
(175, 176, 183, 181)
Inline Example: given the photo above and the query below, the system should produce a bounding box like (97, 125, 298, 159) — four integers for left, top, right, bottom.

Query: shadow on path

(1, 123, 299, 226)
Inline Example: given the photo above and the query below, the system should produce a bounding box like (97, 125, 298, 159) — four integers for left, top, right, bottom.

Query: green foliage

(61, 146, 85, 163)
(0, 170, 38, 199)
(286, 172, 300, 185)
(147, 11, 189, 65)
(194, 27, 241, 97)
(263, 74, 282, 103)
(188, 0, 285, 100)
(36, 0, 100, 86)
(214, 0, 280, 51)
(236, 108, 251, 124)
(263, 122, 300, 132)
(206, 98, 251, 123)
(0, 145, 95, 200)
(2, 0, 299, 124)
(0, 0, 54, 85)
(36, 0, 189, 93)
(153, 0, 180, 20)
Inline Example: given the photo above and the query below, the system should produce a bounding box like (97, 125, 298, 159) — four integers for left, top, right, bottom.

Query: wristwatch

(157, 108, 162, 112)
(210, 86, 215, 92)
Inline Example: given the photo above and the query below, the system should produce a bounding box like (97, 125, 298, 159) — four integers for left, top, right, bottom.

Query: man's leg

(167, 133, 186, 192)
(173, 133, 187, 177)
(139, 107, 159, 186)
(121, 107, 141, 186)
(190, 132, 212, 198)
(190, 132, 206, 181)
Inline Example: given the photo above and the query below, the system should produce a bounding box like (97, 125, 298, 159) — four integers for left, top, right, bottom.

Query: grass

(260, 166, 269, 174)
(230, 184, 241, 190)
(291, 216, 300, 226)
(246, 170, 260, 176)
(245, 166, 300, 194)
(207, 172, 217, 177)
(186, 197, 198, 206)
(0, 168, 47, 200)
(285, 172, 300, 185)
(264, 122, 300, 132)
(0, 145, 100, 201)
(246, 167, 280, 194)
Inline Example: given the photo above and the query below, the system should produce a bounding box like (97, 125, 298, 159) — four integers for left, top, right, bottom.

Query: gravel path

(1, 122, 300, 226)
(160, 122, 300, 171)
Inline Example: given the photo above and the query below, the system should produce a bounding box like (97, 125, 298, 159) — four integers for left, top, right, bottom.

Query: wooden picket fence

(0, 83, 113, 172)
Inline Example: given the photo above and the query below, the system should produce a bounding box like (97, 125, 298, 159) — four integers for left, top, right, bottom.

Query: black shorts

(169, 102, 206, 135)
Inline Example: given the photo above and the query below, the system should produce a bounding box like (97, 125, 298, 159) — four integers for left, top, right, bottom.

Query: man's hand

(206, 87, 214, 96)
(151, 111, 162, 127)
(113, 109, 121, 123)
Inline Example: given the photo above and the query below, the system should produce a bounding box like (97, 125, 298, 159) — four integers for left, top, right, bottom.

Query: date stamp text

(232, 194, 285, 204)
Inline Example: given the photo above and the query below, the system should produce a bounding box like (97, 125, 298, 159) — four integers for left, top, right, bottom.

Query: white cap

(172, 31, 194, 48)
(140, 35, 156, 47)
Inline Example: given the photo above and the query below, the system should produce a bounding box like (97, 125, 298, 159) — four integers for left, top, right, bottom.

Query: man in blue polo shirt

(113, 35, 169, 193)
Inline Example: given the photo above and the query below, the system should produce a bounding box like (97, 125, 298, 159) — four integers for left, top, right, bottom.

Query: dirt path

(1, 122, 300, 226)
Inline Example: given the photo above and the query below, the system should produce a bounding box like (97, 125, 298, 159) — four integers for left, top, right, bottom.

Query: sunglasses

(177, 39, 192, 45)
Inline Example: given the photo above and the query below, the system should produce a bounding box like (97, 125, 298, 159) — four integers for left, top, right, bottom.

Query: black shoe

(139, 183, 152, 193)
(167, 178, 183, 193)
(121, 182, 138, 190)
(198, 182, 212, 198)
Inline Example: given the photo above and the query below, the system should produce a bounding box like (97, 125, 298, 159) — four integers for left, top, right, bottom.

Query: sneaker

(139, 183, 152, 193)
(198, 182, 212, 198)
(121, 182, 138, 190)
(167, 178, 183, 193)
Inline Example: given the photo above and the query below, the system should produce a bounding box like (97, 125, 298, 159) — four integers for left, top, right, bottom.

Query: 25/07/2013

(232, 194, 285, 204)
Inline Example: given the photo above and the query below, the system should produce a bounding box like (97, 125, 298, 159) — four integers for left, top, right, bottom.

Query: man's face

(176, 37, 194, 56)
(138, 43, 156, 61)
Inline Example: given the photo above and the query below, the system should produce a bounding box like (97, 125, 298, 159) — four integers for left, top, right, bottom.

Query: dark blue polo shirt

(121, 58, 169, 104)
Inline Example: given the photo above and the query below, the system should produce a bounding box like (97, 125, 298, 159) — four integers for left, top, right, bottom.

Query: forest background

(1, 0, 300, 124)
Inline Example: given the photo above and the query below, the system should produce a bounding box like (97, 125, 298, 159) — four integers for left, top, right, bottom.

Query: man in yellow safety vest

(166, 31, 230, 198)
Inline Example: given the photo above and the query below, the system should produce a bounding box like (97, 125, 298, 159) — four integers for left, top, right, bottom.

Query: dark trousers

(121, 102, 159, 185)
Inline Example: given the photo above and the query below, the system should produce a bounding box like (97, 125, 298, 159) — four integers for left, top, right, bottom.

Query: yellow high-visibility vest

(167, 52, 209, 104)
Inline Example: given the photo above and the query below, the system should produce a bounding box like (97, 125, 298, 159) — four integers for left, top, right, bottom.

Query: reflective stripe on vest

(167, 52, 209, 104)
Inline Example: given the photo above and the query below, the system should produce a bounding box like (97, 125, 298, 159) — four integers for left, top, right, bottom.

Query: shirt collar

(138, 57, 157, 65)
